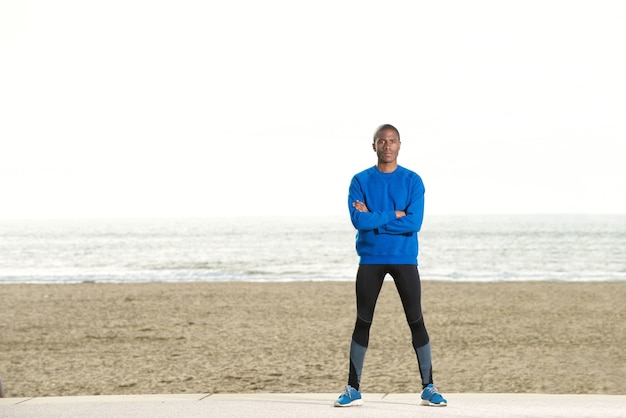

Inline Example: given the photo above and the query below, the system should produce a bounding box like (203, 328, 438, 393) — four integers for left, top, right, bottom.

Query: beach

(1, 281, 624, 398)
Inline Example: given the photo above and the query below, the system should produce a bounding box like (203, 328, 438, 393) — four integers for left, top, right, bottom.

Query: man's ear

(372, 143, 376, 152)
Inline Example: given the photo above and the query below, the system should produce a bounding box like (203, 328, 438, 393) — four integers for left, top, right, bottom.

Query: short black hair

(373, 124, 400, 142)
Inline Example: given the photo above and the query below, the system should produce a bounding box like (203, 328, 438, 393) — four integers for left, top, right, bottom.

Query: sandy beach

(1, 281, 624, 398)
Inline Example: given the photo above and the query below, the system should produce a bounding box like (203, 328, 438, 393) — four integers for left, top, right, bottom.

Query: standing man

(334, 124, 447, 407)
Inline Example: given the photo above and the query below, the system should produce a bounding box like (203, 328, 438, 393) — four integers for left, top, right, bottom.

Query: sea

(0, 214, 625, 284)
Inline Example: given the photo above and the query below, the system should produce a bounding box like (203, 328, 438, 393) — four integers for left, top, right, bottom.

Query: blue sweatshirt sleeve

(348, 175, 396, 231)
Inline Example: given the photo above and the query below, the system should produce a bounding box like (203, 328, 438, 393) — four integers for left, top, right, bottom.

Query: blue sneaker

(334, 385, 363, 407)
(420, 383, 447, 406)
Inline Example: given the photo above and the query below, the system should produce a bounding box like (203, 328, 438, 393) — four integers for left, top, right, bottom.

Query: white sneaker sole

(420, 399, 447, 406)
(334, 399, 364, 407)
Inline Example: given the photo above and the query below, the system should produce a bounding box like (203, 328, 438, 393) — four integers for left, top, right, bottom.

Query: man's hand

(353, 201, 405, 218)
(352, 200, 369, 213)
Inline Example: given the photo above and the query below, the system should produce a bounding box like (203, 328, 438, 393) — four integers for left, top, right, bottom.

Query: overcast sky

(1, 0, 625, 219)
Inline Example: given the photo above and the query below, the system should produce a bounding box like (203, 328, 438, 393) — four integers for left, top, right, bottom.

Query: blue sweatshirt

(348, 165, 425, 265)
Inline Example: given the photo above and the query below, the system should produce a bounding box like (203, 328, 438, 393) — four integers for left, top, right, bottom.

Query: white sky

(1, 0, 625, 219)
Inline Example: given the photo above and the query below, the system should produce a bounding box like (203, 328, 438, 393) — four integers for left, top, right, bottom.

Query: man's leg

(390, 265, 433, 387)
(347, 264, 386, 390)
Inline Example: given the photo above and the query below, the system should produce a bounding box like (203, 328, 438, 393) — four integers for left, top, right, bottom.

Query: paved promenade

(1, 393, 625, 417)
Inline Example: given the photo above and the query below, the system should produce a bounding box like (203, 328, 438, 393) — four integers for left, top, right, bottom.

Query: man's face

(373, 128, 401, 164)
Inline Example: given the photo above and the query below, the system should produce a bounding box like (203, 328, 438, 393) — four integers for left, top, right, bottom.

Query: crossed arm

(352, 200, 406, 219)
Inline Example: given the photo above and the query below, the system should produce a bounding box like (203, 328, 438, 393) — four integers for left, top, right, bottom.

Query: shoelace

(425, 385, 439, 397)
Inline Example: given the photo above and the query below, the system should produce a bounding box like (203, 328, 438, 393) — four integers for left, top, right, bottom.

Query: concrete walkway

(1, 393, 625, 417)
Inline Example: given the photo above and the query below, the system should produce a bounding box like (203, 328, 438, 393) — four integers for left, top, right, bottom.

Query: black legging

(348, 264, 432, 389)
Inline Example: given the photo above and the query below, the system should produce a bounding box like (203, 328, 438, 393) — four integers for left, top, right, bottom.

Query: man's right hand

(352, 200, 369, 212)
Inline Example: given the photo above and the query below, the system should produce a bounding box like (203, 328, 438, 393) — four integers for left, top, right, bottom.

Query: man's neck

(377, 162, 398, 173)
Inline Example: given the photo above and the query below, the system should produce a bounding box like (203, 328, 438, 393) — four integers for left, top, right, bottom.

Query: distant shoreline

(2, 277, 626, 285)
(1, 214, 626, 228)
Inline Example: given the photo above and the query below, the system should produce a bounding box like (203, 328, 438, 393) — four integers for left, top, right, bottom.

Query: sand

(1, 281, 624, 398)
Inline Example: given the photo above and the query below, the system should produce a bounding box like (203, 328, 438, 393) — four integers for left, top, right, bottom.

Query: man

(334, 124, 447, 407)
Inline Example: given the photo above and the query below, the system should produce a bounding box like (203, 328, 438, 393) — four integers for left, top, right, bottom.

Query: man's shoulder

(396, 167, 425, 190)
(353, 166, 377, 178)
(396, 165, 421, 178)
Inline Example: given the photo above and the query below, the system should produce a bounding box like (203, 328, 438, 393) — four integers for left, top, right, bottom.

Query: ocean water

(0, 215, 624, 284)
